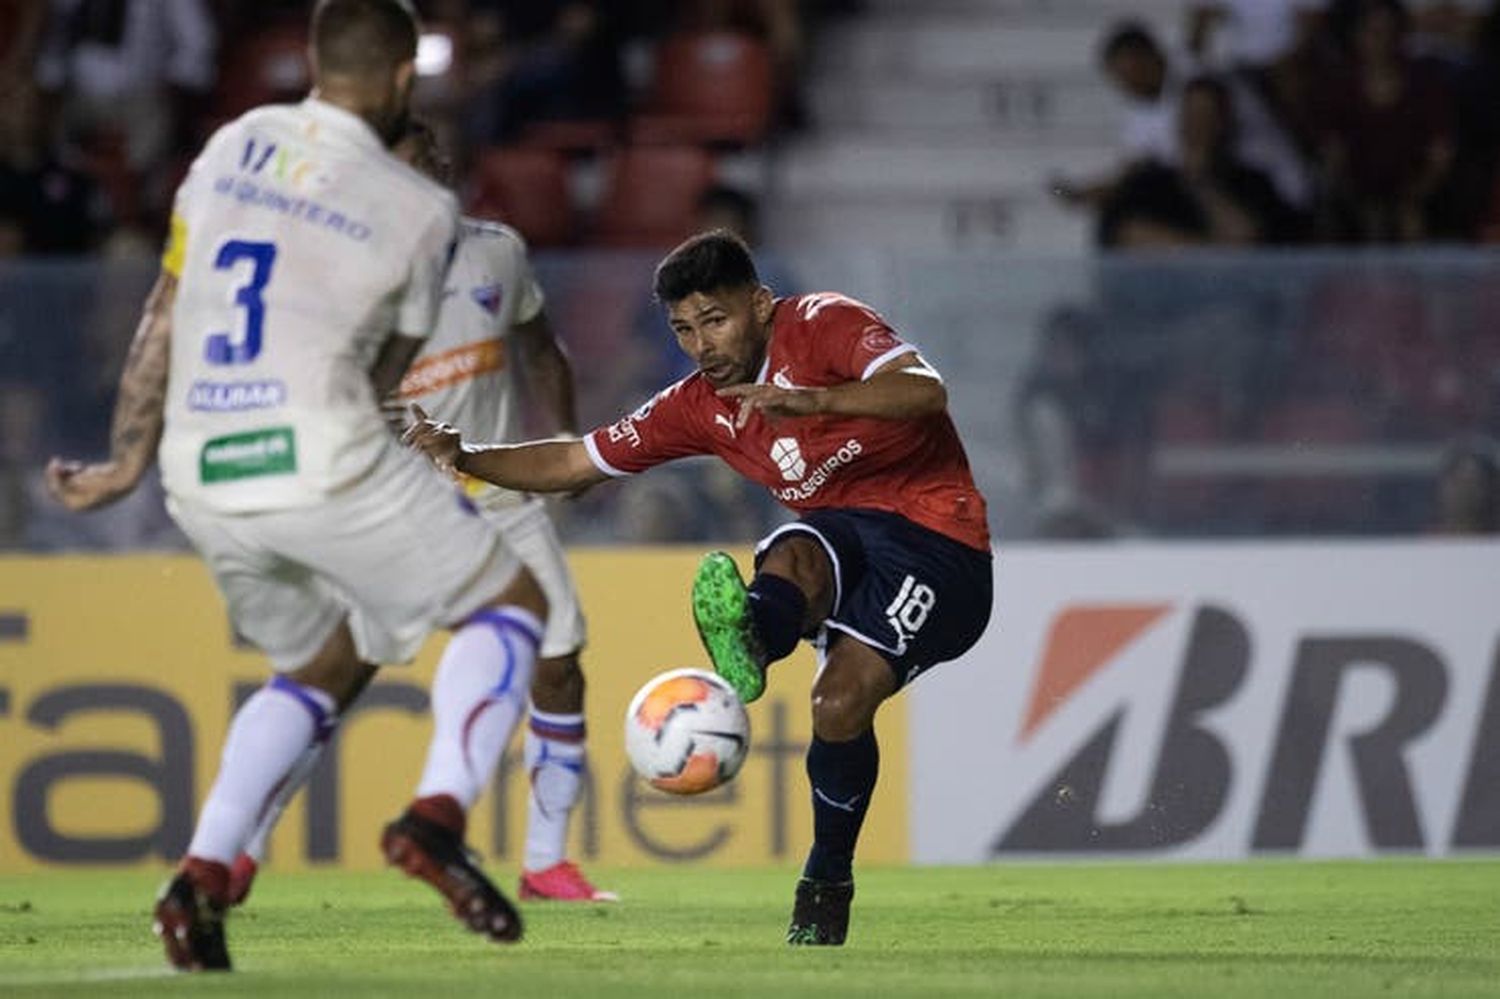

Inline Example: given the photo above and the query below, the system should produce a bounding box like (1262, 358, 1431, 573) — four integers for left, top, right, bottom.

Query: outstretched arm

(717, 352, 947, 428)
(403, 405, 607, 494)
(46, 271, 176, 511)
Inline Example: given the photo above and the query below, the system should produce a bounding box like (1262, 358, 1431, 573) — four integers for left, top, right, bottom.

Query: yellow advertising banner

(0, 552, 908, 873)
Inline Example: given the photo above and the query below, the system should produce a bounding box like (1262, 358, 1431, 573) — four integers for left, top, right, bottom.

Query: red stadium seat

(632, 32, 774, 147)
(517, 120, 620, 155)
(1147, 390, 1230, 524)
(465, 148, 576, 248)
(1153, 390, 1227, 445)
(1254, 398, 1374, 527)
(592, 146, 715, 247)
(215, 22, 310, 118)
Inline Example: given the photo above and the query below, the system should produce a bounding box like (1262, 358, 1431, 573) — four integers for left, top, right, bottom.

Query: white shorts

(485, 499, 586, 659)
(169, 445, 523, 670)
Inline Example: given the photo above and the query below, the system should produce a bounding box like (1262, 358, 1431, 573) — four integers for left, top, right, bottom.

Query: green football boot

(691, 551, 767, 703)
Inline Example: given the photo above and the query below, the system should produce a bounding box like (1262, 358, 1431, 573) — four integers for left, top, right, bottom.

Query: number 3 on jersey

(206, 239, 277, 365)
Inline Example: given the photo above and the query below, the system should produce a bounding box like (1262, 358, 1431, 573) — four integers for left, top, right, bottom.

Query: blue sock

(748, 573, 807, 663)
(802, 729, 879, 884)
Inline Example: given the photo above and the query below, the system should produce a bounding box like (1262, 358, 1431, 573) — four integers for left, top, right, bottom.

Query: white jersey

(158, 98, 458, 513)
(396, 217, 545, 512)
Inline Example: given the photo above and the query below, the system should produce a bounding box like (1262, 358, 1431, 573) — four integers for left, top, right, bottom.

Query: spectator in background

(1187, 0, 1328, 66)
(1057, 20, 1313, 212)
(0, 81, 101, 253)
(1453, 3, 1500, 239)
(1433, 436, 1500, 533)
(1327, 0, 1491, 59)
(1189, 1, 1330, 208)
(462, 0, 625, 146)
(1100, 76, 1301, 248)
(1100, 22, 1183, 166)
(34, 0, 216, 177)
(1319, 0, 1456, 242)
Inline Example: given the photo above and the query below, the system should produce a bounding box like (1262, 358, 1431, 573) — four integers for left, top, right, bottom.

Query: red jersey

(585, 293, 991, 551)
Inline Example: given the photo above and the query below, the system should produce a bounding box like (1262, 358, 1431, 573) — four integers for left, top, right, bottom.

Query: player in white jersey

(225, 120, 613, 904)
(46, 0, 546, 970)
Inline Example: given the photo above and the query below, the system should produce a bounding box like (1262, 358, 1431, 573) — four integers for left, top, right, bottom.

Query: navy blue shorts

(754, 508, 994, 688)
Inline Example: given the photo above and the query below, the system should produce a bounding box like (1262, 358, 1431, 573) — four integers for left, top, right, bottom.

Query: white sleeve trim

(583, 432, 633, 478)
(861, 345, 920, 381)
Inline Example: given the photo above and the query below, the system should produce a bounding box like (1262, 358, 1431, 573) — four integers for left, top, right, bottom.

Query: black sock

(803, 729, 879, 884)
(748, 573, 807, 662)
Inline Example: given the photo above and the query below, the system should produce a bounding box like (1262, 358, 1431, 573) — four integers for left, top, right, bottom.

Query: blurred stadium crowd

(1068, 0, 1500, 247)
(0, 0, 864, 254)
(1, 0, 1498, 551)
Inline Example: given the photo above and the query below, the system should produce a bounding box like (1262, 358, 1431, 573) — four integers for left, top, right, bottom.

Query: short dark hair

(312, 0, 418, 77)
(653, 229, 760, 304)
(1100, 20, 1159, 64)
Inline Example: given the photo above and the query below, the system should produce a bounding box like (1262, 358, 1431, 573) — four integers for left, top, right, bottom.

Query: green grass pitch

(2, 861, 1497, 997)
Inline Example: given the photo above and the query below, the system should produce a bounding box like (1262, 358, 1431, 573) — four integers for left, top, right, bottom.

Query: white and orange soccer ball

(624, 668, 750, 795)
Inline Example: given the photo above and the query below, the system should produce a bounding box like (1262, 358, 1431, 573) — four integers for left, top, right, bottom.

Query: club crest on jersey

(770, 437, 806, 481)
(240, 137, 330, 191)
(471, 283, 504, 315)
(773, 438, 864, 502)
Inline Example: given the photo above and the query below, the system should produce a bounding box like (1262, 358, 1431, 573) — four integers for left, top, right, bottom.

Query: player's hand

(717, 384, 825, 428)
(44, 457, 136, 511)
(400, 404, 464, 474)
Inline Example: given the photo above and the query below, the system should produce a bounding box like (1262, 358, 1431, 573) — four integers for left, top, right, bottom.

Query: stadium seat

(214, 22, 311, 118)
(517, 120, 620, 155)
(1259, 397, 1369, 445)
(1254, 398, 1375, 529)
(592, 146, 715, 247)
(1153, 390, 1227, 445)
(1146, 391, 1230, 527)
(465, 148, 576, 248)
(632, 32, 774, 147)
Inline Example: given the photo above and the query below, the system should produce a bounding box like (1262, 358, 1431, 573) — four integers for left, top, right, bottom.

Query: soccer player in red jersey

(404, 229, 994, 946)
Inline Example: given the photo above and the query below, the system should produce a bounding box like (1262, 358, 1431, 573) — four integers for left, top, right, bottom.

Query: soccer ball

(624, 668, 750, 795)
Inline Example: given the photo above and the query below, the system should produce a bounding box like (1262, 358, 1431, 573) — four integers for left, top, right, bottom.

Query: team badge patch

(471, 283, 505, 315)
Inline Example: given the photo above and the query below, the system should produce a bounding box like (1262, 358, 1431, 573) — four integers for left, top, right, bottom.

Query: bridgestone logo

(199, 427, 297, 483)
(774, 438, 863, 502)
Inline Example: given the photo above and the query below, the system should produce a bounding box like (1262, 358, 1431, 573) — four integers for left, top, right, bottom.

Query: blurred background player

(404, 230, 994, 947)
(227, 119, 612, 905)
(45, 0, 547, 969)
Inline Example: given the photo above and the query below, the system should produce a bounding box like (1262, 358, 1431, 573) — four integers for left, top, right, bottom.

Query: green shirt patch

(200, 427, 297, 483)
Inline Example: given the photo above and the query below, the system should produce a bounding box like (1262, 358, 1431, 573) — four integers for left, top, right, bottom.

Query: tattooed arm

(46, 272, 176, 512)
